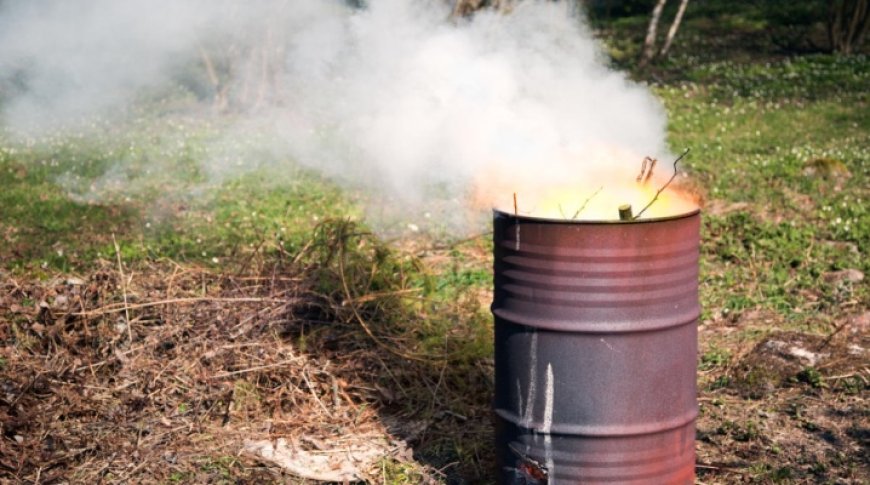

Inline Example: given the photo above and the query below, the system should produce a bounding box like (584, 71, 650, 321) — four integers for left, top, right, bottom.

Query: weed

(198, 455, 240, 482)
(707, 375, 731, 390)
(378, 458, 429, 484)
(733, 419, 760, 442)
(835, 375, 866, 395)
(232, 380, 261, 415)
(797, 367, 828, 389)
(168, 471, 188, 482)
(700, 346, 731, 370)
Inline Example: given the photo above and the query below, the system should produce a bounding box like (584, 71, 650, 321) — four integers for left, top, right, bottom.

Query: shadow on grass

(293, 219, 496, 482)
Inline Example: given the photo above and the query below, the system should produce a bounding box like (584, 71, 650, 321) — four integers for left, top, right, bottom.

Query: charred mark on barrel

(509, 443, 549, 484)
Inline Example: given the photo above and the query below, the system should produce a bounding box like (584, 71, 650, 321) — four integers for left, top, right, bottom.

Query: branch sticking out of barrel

(572, 186, 604, 220)
(633, 148, 690, 220)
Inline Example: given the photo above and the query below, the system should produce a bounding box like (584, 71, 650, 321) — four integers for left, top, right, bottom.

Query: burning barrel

(492, 208, 700, 484)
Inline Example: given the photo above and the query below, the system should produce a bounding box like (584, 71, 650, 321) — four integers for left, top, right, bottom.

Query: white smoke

(0, 0, 673, 231)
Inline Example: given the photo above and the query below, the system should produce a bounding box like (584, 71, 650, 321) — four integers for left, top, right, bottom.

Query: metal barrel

(492, 209, 700, 484)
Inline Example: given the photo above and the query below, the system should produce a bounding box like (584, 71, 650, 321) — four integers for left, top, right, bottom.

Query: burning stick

(633, 148, 691, 220)
(636, 156, 658, 185)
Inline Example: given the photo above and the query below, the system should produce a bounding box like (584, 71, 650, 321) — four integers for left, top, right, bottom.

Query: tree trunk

(829, 0, 869, 54)
(845, 0, 869, 54)
(855, 1, 870, 48)
(197, 43, 229, 112)
(659, 0, 690, 57)
(639, 0, 668, 68)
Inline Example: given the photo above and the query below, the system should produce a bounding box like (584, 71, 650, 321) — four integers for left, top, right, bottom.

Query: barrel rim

(492, 207, 701, 225)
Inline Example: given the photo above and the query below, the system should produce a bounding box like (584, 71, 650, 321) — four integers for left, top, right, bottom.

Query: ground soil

(1, 260, 867, 483)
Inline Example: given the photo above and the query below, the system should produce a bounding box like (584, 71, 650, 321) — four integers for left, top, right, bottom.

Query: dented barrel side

(492, 209, 701, 484)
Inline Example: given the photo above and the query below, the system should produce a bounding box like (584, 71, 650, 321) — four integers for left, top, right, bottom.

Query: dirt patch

(731, 332, 830, 399)
(696, 326, 868, 483)
(0, 253, 866, 483)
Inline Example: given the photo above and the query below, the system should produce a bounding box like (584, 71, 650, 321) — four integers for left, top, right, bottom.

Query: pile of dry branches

(0, 220, 493, 483)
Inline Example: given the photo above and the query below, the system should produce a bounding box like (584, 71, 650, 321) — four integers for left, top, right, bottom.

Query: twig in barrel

(513, 192, 518, 216)
(572, 186, 604, 219)
(636, 156, 657, 185)
(635, 157, 659, 185)
(633, 148, 691, 220)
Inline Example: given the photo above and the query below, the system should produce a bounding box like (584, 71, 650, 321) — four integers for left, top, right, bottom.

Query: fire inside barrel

(491, 207, 700, 484)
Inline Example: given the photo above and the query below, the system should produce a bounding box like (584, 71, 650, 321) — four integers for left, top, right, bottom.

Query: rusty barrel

(492, 208, 700, 484)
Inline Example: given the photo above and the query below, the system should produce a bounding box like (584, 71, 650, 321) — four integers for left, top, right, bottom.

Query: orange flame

(471, 151, 699, 221)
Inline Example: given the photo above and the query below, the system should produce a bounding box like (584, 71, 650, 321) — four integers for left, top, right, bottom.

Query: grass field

(1, 4, 868, 484)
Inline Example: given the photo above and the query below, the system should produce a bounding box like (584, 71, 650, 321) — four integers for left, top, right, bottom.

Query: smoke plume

(0, 0, 675, 232)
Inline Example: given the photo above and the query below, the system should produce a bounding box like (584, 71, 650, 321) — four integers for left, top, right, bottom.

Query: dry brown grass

(0, 224, 866, 483)
(0, 257, 428, 483)
(0, 221, 495, 484)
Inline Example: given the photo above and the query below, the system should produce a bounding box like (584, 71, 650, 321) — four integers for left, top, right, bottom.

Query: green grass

(0, 118, 358, 272)
(652, 54, 869, 329)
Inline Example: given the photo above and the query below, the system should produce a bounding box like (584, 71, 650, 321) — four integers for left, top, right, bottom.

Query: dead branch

(111, 233, 133, 343)
(210, 359, 302, 379)
(70, 297, 291, 318)
(633, 148, 690, 220)
(572, 186, 603, 219)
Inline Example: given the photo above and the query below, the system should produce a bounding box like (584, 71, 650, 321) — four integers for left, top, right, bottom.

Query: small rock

(762, 340, 826, 367)
(803, 158, 851, 179)
(850, 312, 870, 334)
(847, 345, 866, 356)
(823, 240, 859, 254)
(786, 346, 824, 367)
(823, 269, 864, 284)
(14, 435, 23, 444)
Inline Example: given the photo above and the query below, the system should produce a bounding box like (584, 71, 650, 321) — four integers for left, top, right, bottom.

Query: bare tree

(829, 0, 869, 54)
(639, 0, 667, 68)
(660, 0, 690, 57)
(640, 0, 691, 68)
